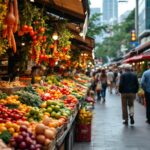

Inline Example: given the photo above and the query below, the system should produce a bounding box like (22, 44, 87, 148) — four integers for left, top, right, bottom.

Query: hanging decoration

(2, 0, 19, 53)
(0, 1, 8, 55)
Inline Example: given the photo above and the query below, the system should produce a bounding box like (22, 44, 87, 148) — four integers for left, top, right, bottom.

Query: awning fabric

(123, 53, 150, 63)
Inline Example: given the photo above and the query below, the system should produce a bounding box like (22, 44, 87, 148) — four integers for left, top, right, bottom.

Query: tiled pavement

(73, 91, 150, 150)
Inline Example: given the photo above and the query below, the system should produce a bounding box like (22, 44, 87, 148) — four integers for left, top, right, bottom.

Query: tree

(87, 13, 107, 38)
(95, 9, 135, 62)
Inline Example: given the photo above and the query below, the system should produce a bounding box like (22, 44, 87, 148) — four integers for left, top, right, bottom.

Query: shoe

(97, 97, 101, 101)
(130, 116, 134, 125)
(123, 120, 128, 125)
(102, 98, 105, 103)
(146, 120, 150, 124)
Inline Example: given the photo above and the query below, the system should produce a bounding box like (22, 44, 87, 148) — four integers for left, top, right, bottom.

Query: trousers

(121, 93, 136, 120)
(145, 92, 150, 121)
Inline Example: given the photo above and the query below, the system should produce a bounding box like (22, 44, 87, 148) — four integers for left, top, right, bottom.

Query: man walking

(141, 62, 150, 124)
(119, 64, 139, 125)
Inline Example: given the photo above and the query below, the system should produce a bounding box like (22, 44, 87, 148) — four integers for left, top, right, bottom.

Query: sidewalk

(74, 91, 150, 150)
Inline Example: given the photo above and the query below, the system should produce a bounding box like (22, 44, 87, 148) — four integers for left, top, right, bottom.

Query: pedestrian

(107, 69, 114, 94)
(141, 62, 150, 124)
(119, 64, 139, 125)
(95, 70, 102, 101)
(90, 72, 97, 95)
(100, 69, 108, 102)
(113, 69, 118, 94)
(116, 70, 122, 94)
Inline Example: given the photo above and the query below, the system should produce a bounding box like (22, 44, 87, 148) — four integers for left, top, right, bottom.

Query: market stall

(0, 0, 95, 149)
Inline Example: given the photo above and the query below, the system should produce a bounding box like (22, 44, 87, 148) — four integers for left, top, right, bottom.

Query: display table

(49, 105, 79, 150)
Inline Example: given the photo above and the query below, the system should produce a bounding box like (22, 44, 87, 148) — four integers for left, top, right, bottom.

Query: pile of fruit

(0, 81, 26, 88)
(138, 88, 144, 97)
(78, 108, 93, 125)
(40, 100, 71, 119)
(0, 74, 91, 149)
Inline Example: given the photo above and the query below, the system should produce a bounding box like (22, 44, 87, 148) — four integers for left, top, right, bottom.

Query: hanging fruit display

(2, 0, 19, 53)
(17, 1, 54, 64)
(0, 1, 8, 55)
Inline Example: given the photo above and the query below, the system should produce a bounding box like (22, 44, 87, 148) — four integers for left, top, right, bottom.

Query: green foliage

(0, 130, 12, 144)
(58, 25, 74, 50)
(95, 10, 135, 62)
(87, 13, 107, 38)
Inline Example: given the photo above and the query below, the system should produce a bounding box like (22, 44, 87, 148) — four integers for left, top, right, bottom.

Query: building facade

(102, 0, 118, 25)
(138, 0, 150, 39)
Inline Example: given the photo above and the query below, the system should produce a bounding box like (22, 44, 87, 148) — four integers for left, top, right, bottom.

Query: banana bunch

(78, 108, 93, 125)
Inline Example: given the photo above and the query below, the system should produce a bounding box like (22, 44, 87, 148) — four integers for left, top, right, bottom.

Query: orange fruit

(13, 132, 19, 137)
(5, 122, 13, 128)
(8, 127, 15, 134)
(48, 122, 57, 128)
(0, 126, 7, 132)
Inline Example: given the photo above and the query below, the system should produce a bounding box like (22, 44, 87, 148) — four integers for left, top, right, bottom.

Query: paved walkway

(73, 91, 150, 150)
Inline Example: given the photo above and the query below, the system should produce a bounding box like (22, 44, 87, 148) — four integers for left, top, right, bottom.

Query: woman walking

(100, 70, 108, 102)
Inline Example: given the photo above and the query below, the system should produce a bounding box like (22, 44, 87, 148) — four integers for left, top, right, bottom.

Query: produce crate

(56, 125, 65, 140)
(0, 86, 24, 95)
(75, 124, 91, 142)
(19, 77, 31, 84)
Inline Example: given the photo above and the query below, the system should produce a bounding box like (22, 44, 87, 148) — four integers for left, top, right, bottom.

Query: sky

(90, 0, 135, 17)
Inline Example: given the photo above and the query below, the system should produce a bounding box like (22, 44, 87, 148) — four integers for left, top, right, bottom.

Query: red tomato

(30, 31, 35, 37)
(33, 40, 38, 45)
(37, 35, 43, 40)
(18, 30, 24, 36)
(28, 26, 33, 32)
(32, 35, 37, 40)
(22, 25, 28, 32)
(39, 27, 45, 33)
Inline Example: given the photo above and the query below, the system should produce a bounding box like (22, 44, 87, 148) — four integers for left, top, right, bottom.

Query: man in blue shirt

(141, 62, 150, 124)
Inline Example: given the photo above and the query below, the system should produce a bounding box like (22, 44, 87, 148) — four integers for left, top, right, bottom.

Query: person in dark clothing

(100, 69, 107, 102)
(119, 64, 139, 125)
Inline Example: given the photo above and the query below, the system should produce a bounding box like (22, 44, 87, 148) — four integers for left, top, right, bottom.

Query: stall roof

(123, 52, 150, 63)
(32, 0, 89, 23)
(68, 23, 95, 50)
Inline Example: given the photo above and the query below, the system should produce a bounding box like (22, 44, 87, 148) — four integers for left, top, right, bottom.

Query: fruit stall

(0, 0, 95, 149)
(0, 73, 94, 150)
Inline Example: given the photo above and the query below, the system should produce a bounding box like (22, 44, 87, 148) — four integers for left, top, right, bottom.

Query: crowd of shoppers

(89, 62, 150, 126)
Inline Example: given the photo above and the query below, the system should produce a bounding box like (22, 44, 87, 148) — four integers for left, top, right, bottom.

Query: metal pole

(135, 0, 139, 39)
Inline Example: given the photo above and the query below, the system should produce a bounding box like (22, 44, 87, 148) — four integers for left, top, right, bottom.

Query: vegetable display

(0, 71, 91, 150)
(15, 91, 42, 107)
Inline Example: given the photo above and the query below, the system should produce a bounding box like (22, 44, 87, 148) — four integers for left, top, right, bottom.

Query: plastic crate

(75, 124, 91, 142)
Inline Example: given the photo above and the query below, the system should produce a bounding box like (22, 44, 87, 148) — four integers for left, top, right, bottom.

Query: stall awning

(123, 53, 150, 63)
(33, 0, 89, 23)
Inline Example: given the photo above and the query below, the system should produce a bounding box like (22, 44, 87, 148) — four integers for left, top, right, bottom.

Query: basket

(75, 124, 91, 142)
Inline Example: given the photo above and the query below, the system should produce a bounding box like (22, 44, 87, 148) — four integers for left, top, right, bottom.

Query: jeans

(145, 92, 150, 121)
(97, 90, 101, 100)
(121, 93, 136, 120)
(101, 83, 107, 98)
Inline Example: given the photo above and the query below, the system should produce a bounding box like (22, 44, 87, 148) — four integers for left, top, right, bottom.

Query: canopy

(33, 0, 89, 23)
(123, 53, 150, 63)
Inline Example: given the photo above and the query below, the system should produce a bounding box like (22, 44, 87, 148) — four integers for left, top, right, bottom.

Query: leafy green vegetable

(0, 130, 12, 144)
(24, 85, 38, 95)
(15, 91, 42, 107)
(0, 93, 7, 99)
